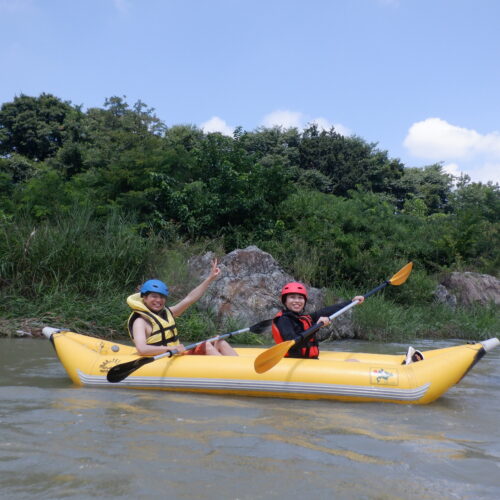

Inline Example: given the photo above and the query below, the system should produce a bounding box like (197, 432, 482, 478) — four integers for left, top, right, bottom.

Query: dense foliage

(1, 93, 498, 339)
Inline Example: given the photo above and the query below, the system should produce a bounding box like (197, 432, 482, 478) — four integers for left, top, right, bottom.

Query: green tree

(261, 189, 416, 287)
(298, 125, 404, 197)
(0, 93, 76, 161)
(80, 96, 166, 170)
(0, 154, 36, 183)
(239, 126, 301, 169)
(451, 175, 500, 223)
(392, 164, 453, 214)
(151, 131, 294, 244)
(436, 176, 500, 273)
(15, 168, 71, 219)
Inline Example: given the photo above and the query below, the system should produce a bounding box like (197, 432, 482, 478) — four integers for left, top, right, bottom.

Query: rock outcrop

(436, 272, 500, 308)
(188, 246, 356, 340)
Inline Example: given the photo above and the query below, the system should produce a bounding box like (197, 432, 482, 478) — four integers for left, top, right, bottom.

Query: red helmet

(281, 282, 308, 303)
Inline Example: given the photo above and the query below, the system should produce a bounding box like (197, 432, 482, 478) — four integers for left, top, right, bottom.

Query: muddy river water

(1, 337, 499, 499)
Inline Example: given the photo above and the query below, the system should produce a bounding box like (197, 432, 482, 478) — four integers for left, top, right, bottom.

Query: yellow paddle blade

(388, 262, 413, 286)
(254, 340, 295, 374)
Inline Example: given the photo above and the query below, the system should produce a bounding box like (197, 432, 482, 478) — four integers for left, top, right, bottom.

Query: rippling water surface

(1, 337, 499, 499)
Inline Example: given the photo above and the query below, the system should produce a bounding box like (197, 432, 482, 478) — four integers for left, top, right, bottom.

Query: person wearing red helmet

(128, 259, 237, 357)
(272, 282, 365, 359)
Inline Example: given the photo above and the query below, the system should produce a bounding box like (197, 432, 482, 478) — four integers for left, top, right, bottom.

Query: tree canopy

(1, 93, 498, 290)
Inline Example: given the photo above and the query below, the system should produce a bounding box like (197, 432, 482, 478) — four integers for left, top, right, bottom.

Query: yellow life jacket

(126, 293, 180, 346)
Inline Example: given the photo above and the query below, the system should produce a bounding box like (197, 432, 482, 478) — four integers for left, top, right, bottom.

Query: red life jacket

(272, 310, 319, 359)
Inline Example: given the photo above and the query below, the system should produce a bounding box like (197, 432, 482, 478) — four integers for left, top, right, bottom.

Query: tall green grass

(0, 206, 166, 337)
(0, 206, 165, 297)
(0, 210, 229, 339)
(353, 297, 499, 341)
(1, 209, 498, 342)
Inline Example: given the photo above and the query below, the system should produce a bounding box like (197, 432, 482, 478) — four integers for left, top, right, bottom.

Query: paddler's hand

(167, 344, 185, 355)
(317, 316, 330, 327)
(208, 259, 221, 281)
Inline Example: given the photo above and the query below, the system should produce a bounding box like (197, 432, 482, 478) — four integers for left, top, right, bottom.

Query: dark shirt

(274, 301, 351, 356)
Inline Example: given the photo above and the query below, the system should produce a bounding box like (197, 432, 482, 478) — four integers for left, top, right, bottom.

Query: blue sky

(1, 0, 499, 183)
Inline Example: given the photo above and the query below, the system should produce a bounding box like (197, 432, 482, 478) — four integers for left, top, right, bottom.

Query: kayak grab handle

(480, 338, 500, 352)
(42, 327, 61, 339)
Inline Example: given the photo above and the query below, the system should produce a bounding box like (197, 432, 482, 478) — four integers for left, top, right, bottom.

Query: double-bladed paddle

(107, 318, 273, 383)
(254, 262, 413, 374)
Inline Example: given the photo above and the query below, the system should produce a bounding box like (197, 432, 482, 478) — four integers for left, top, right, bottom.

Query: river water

(1, 336, 499, 500)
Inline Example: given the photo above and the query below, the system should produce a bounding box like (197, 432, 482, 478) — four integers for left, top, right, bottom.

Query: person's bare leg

(214, 339, 238, 356)
(204, 342, 221, 355)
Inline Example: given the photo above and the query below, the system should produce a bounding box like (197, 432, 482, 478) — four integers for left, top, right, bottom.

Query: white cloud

(442, 162, 462, 177)
(309, 117, 331, 130)
(311, 118, 352, 137)
(472, 162, 500, 184)
(404, 118, 480, 159)
(404, 118, 500, 184)
(261, 110, 351, 136)
(444, 161, 500, 184)
(261, 110, 303, 129)
(200, 116, 234, 136)
(481, 132, 500, 157)
(200, 112, 351, 138)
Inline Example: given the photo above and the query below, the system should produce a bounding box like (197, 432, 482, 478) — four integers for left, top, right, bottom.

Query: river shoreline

(1, 313, 498, 343)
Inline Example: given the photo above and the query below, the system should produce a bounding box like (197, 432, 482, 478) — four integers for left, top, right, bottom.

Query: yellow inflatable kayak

(43, 327, 499, 405)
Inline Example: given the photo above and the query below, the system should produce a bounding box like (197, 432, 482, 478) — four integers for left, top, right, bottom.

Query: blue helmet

(140, 279, 169, 297)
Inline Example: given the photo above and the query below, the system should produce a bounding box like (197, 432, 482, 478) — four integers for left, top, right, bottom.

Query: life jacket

(126, 293, 180, 346)
(272, 310, 319, 359)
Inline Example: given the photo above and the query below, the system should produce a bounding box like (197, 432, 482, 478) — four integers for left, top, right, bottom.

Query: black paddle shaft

(364, 280, 389, 299)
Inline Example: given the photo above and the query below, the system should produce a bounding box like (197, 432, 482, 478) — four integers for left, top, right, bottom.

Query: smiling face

(142, 292, 167, 313)
(284, 293, 306, 313)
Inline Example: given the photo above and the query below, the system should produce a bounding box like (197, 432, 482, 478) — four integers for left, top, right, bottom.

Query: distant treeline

(1, 93, 499, 306)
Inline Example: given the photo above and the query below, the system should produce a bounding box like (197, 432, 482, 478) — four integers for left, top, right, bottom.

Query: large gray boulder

(436, 272, 500, 307)
(188, 246, 356, 340)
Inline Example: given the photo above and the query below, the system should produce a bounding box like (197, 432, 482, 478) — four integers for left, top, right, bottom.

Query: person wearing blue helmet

(127, 259, 237, 357)
(140, 279, 170, 297)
